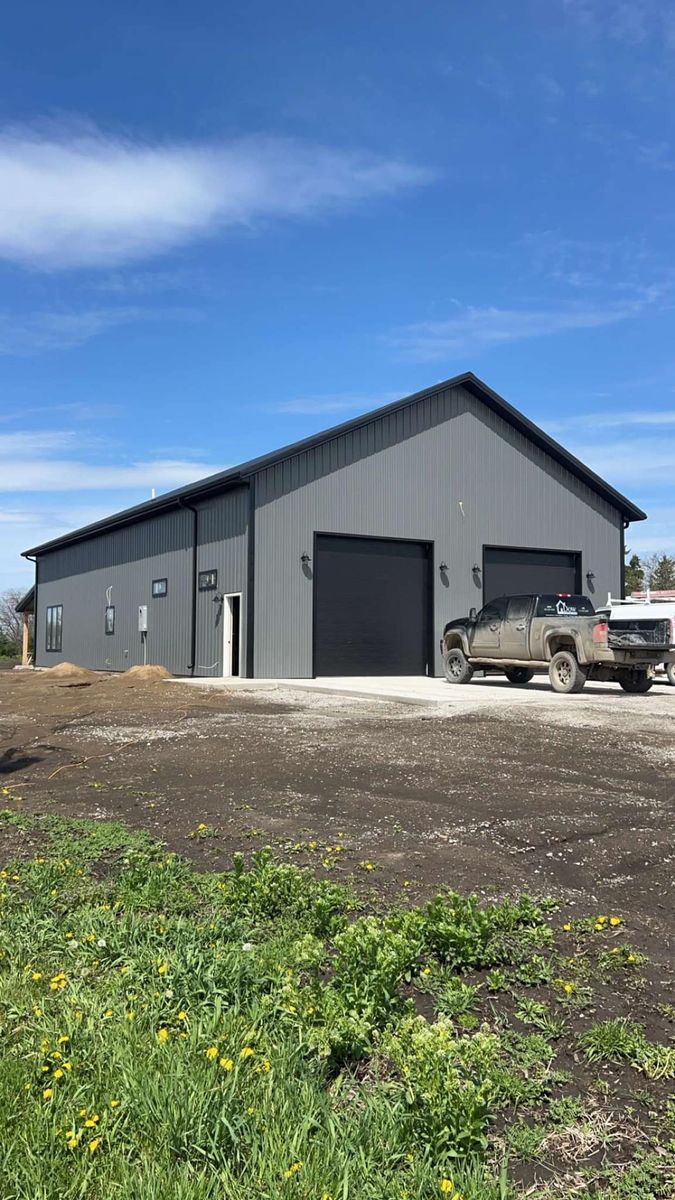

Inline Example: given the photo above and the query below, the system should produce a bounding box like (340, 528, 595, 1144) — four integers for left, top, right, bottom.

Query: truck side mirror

(469, 607, 477, 621)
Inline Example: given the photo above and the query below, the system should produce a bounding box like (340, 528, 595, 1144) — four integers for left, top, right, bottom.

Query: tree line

(625, 552, 675, 595)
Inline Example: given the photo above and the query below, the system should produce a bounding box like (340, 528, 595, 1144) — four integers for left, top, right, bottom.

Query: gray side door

(501, 595, 534, 658)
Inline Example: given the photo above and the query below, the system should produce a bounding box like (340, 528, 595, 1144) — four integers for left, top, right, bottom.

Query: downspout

(25, 553, 37, 669)
(177, 498, 198, 676)
(621, 520, 629, 600)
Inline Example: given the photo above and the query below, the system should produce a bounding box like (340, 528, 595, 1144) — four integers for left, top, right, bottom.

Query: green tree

(645, 553, 675, 591)
(624, 552, 644, 596)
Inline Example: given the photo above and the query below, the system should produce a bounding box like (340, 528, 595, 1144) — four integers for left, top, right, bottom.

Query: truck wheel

(504, 668, 535, 685)
(548, 650, 587, 694)
(443, 648, 474, 684)
(618, 670, 653, 694)
(666, 663, 675, 687)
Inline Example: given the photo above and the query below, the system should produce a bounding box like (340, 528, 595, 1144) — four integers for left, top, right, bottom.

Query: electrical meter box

(138, 605, 148, 632)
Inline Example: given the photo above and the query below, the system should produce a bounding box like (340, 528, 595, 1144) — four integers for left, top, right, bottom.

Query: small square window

(105, 605, 115, 635)
(198, 569, 218, 591)
(45, 604, 63, 652)
(152, 578, 168, 598)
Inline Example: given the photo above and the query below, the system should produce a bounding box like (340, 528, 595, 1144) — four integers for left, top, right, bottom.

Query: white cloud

(563, 434, 675, 484)
(0, 123, 432, 270)
(544, 409, 675, 433)
(0, 306, 198, 354)
(389, 300, 646, 362)
(273, 392, 398, 415)
(0, 457, 222, 492)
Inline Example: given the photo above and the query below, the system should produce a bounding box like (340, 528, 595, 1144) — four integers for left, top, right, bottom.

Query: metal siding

(253, 385, 622, 677)
(35, 489, 249, 676)
(194, 487, 249, 676)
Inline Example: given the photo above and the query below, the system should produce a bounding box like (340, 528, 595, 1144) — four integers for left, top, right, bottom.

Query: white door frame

(222, 592, 242, 678)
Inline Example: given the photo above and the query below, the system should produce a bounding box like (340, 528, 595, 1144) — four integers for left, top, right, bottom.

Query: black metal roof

(14, 585, 35, 613)
(22, 371, 646, 557)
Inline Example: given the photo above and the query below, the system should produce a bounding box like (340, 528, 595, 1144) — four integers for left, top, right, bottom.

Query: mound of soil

(111, 664, 172, 685)
(42, 662, 99, 685)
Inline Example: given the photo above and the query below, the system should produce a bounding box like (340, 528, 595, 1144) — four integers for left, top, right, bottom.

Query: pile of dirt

(41, 662, 99, 686)
(110, 664, 172, 685)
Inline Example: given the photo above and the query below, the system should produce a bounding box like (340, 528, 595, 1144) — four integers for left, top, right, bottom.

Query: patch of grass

(579, 1019, 675, 1080)
(0, 814, 672, 1198)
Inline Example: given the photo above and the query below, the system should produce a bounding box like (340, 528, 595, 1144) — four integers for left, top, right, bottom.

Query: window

(478, 598, 507, 623)
(198, 569, 218, 591)
(105, 606, 115, 635)
(45, 605, 63, 652)
(506, 596, 532, 622)
(152, 578, 168, 598)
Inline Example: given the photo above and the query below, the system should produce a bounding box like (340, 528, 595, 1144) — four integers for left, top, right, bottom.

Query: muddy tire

(442, 647, 474, 684)
(504, 668, 535, 685)
(548, 650, 587, 694)
(618, 670, 653, 694)
(666, 663, 675, 687)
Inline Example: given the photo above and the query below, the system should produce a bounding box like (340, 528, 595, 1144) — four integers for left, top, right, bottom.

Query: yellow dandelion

(31, 971, 42, 981)
(58, 1035, 69, 1045)
(284, 1161, 303, 1179)
(103, 1009, 113, 1019)
(126, 1011, 135, 1022)
(110, 1099, 121, 1108)
(43, 1088, 53, 1100)
(177, 1010, 187, 1021)
(84, 1116, 99, 1128)
(88, 1137, 102, 1154)
(609, 916, 621, 926)
(157, 1027, 170, 1043)
(562, 923, 572, 932)
(563, 982, 574, 995)
(206, 1045, 218, 1060)
(78, 1108, 87, 1117)
(66, 1137, 78, 1150)
(440, 1183, 454, 1196)
(220, 1057, 234, 1070)
(52, 1068, 64, 1080)
(240, 1046, 254, 1059)
(158, 963, 168, 976)
(197, 823, 207, 831)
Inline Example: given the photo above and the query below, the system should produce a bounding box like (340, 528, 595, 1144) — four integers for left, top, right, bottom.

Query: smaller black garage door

(314, 534, 431, 676)
(483, 546, 581, 602)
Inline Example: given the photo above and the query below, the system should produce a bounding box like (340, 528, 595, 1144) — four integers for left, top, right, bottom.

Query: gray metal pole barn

(23, 373, 645, 679)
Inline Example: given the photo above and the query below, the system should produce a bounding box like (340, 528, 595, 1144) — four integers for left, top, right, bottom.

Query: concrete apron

(166, 673, 640, 708)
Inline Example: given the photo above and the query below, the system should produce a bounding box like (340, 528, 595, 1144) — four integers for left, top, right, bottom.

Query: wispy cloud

(0, 457, 222, 493)
(562, 0, 671, 46)
(545, 409, 675, 433)
(0, 306, 199, 355)
(388, 300, 649, 362)
(273, 392, 398, 416)
(0, 122, 433, 270)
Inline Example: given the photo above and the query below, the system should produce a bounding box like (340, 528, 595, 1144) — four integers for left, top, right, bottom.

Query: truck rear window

(536, 595, 595, 617)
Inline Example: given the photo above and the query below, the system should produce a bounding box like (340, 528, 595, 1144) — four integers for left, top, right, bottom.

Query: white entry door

(222, 593, 242, 677)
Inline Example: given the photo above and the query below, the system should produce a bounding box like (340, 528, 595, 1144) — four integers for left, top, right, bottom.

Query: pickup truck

(440, 593, 675, 694)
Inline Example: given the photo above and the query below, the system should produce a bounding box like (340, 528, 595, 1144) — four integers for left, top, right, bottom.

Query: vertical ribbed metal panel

(253, 385, 622, 677)
(35, 508, 194, 673)
(194, 487, 248, 675)
(35, 488, 249, 676)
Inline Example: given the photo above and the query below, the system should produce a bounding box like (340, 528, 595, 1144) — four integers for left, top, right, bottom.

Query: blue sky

(2, 0, 674, 590)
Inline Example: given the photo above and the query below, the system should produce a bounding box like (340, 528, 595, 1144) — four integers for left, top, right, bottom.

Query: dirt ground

(1, 666, 674, 972)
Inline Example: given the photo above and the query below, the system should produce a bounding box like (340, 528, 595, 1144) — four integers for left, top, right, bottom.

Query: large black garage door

(483, 546, 581, 602)
(314, 535, 431, 676)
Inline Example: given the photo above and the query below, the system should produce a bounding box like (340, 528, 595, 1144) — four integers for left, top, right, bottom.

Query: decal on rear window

(536, 595, 595, 617)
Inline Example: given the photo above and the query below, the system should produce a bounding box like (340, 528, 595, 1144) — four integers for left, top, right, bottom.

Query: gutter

(177, 497, 199, 676)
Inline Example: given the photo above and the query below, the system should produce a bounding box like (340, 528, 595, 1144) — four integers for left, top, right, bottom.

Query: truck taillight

(593, 621, 608, 644)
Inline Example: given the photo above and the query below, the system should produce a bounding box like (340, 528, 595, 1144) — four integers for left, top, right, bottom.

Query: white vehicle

(601, 594, 675, 686)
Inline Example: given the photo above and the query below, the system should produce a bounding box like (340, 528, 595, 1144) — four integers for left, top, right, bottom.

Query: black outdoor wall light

(300, 552, 311, 565)
(439, 561, 448, 573)
(586, 571, 595, 586)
